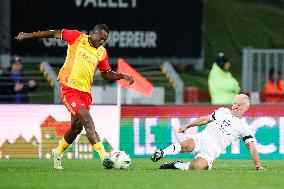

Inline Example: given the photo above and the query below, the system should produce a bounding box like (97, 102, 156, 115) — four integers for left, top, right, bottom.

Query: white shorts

(190, 132, 222, 170)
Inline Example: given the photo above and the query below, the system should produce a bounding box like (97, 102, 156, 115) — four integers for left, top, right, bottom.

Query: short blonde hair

(235, 94, 250, 107)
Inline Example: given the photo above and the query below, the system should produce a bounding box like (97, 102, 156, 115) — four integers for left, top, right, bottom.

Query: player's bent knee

(181, 139, 195, 152)
(181, 145, 191, 152)
(189, 164, 206, 170)
(189, 157, 208, 170)
(181, 140, 189, 151)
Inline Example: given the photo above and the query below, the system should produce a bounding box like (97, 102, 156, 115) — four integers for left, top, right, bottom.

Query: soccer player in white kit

(151, 94, 265, 170)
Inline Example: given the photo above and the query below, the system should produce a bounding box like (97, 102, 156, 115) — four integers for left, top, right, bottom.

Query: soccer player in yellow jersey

(15, 24, 134, 170)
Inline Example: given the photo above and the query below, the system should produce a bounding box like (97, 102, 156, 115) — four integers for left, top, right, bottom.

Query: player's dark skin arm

(101, 71, 134, 85)
(15, 30, 62, 41)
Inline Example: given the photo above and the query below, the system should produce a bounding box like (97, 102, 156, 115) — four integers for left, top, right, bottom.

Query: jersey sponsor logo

(78, 51, 96, 64)
(222, 119, 231, 127)
(216, 119, 232, 136)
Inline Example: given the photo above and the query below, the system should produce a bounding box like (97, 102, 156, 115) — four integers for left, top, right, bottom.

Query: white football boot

(52, 148, 63, 170)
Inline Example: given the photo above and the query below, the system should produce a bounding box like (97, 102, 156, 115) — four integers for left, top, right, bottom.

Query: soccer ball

(110, 151, 131, 170)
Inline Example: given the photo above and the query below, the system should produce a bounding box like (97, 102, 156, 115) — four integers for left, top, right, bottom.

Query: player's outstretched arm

(15, 30, 62, 41)
(246, 142, 265, 170)
(178, 115, 211, 133)
(101, 71, 134, 85)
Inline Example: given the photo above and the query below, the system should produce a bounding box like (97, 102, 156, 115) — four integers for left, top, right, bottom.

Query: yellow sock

(56, 137, 70, 155)
(93, 141, 107, 160)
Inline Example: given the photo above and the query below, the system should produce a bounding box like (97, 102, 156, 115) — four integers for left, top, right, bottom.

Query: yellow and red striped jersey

(57, 29, 111, 93)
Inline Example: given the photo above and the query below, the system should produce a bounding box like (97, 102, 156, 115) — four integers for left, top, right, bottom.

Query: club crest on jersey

(71, 102, 76, 108)
(68, 79, 75, 85)
(97, 50, 103, 57)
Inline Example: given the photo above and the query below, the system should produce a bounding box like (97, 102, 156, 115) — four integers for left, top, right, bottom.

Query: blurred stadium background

(1, 0, 284, 188)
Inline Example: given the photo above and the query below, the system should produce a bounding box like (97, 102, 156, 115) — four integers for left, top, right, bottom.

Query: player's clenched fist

(178, 125, 188, 133)
(123, 74, 134, 85)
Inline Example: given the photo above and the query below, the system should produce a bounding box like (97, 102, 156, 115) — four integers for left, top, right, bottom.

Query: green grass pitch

(0, 159, 283, 189)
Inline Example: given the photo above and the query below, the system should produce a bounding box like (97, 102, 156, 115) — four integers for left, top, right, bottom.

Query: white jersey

(201, 107, 254, 151)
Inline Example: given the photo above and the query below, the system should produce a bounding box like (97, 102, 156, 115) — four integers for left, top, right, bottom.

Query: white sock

(162, 143, 181, 156)
(174, 162, 191, 170)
